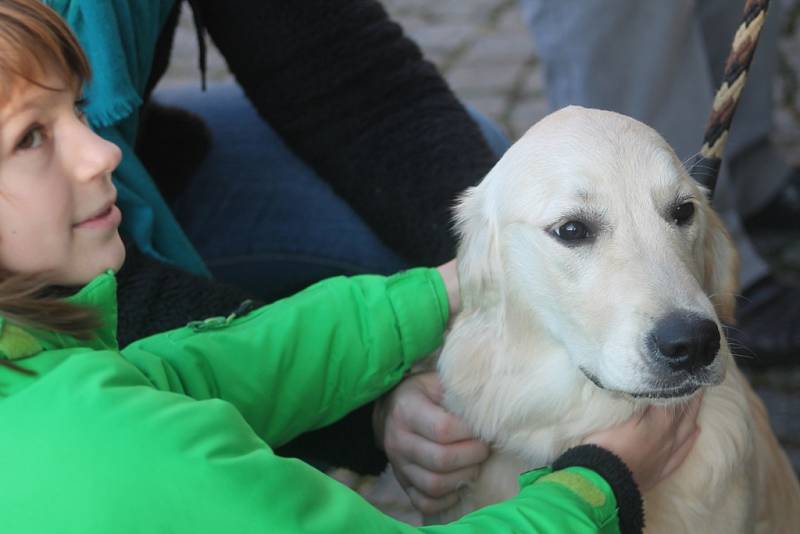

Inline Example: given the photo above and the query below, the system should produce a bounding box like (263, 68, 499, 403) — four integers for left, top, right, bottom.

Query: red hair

(0, 0, 90, 102)
(0, 0, 100, 373)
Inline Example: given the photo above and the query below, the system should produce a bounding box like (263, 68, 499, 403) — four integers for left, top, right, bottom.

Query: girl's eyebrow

(0, 87, 59, 123)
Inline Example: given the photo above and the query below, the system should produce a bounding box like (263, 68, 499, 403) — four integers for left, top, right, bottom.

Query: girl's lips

(74, 204, 122, 230)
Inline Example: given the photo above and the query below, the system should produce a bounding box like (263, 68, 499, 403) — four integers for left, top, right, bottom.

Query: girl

(0, 2, 699, 532)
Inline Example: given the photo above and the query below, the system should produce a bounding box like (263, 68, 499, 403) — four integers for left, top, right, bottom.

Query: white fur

(434, 106, 800, 532)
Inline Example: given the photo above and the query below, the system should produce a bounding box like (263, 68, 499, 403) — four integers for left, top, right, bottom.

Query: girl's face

(0, 72, 124, 285)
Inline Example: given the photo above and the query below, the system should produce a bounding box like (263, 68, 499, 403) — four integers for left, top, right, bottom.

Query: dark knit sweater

(142, 0, 499, 266)
(121, 0, 498, 475)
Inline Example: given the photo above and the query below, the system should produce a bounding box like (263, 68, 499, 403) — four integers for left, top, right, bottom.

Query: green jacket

(0, 268, 622, 533)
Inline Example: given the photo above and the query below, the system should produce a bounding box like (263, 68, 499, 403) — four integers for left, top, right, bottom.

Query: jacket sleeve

(120, 267, 448, 447)
(124, 402, 624, 534)
(116, 243, 390, 473)
(19, 367, 619, 534)
(4, 348, 627, 534)
(189, 0, 499, 266)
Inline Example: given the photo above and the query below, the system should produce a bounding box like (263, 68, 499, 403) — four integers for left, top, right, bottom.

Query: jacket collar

(0, 271, 119, 361)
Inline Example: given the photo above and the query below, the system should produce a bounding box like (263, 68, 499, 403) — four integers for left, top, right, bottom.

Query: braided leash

(690, 0, 771, 198)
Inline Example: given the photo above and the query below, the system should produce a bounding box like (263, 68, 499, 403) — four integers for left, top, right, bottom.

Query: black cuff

(552, 444, 644, 534)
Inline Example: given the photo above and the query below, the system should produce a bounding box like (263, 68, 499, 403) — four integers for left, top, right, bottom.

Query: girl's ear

(452, 183, 502, 310)
(700, 205, 739, 324)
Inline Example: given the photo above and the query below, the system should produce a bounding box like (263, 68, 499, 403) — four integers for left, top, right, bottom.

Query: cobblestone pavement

(164, 1, 800, 470)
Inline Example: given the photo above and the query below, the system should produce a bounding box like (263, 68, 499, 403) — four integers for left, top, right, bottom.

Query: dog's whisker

(722, 324, 748, 336)
(727, 339, 757, 360)
(682, 150, 704, 169)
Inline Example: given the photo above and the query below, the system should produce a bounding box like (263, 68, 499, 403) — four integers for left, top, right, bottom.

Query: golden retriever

(433, 106, 800, 532)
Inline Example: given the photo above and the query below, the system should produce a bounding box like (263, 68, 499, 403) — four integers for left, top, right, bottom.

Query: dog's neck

(438, 303, 637, 465)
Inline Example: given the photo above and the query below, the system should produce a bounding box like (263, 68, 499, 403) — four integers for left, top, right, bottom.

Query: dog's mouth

(628, 383, 700, 399)
(580, 366, 714, 400)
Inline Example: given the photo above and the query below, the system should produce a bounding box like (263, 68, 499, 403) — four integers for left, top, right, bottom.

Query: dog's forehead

(497, 106, 689, 204)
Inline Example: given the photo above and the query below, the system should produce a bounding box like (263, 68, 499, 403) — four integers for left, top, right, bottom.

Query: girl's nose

(66, 119, 122, 183)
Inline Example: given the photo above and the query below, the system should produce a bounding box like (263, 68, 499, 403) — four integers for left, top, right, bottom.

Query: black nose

(650, 313, 720, 372)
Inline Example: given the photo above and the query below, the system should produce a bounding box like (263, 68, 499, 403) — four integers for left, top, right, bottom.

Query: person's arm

(277, 261, 462, 472)
(190, 0, 498, 265)
(121, 267, 449, 447)
(8, 338, 698, 533)
(116, 244, 390, 471)
(13, 363, 624, 534)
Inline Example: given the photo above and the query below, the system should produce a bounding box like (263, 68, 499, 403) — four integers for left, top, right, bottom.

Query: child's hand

(374, 371, 490, 514)
(583, 394, 703, 491)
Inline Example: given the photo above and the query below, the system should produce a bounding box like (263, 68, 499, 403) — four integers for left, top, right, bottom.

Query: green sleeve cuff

(519, 466, 619, 530)
(384, 267, 450, 366)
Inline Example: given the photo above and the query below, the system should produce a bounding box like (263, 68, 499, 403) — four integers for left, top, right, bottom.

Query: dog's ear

(453, 184, 502, 309)
(700, 205, 739, 323)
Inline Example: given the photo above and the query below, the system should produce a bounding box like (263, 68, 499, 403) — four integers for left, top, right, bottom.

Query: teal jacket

(0, 268, 622, 533)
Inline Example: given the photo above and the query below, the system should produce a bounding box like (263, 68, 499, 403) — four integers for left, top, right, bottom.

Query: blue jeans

(154, 82, 509, 301)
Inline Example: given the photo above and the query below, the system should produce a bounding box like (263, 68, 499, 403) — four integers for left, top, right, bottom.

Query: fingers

(657, 395, 703, 478)
(681, 392, 704, 425)
(659, 426, 701, 481)
(400, 436, 490, 474)
(415, 372, 444, 404)
(400, 463, 480, 499)
(649, 393, 703, 440)
(391, 452, 477, 515)
(405, 486, 462, 516)
(643, 392, 703, 432)
(671, 395, 702, 440)
(414, 406, 484, 445)
(379, 371, 489, 515)
(402, 373, 477, 444)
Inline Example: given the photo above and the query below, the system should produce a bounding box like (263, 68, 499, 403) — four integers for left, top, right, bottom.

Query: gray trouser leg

(520, 0, 790, 288)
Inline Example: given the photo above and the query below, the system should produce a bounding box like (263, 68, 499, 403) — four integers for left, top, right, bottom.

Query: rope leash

(690, 0, 771, 198)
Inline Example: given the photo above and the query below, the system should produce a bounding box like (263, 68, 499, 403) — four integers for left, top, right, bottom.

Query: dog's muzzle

(579, 366, 713, 399)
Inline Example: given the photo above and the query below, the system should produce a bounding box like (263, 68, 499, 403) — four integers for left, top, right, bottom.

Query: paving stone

(399, 24, 476, 57)
(497, 2, 534, 44)
(458, 95, 509, 130)
(165, 4, 231, 83)
(457, 33, 535, 66)
(507, 97, 551, 140)
(511, 63, 546, 100)
(446, 63, 524, 97)
(385, 0, 499, 23)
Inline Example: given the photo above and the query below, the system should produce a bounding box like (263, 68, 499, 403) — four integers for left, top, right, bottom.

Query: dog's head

(453, 106, 738, 403)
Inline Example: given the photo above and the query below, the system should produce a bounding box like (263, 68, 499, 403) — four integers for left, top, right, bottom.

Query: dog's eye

(671, 202, 695, 226)
(554, 221, 592, 242)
